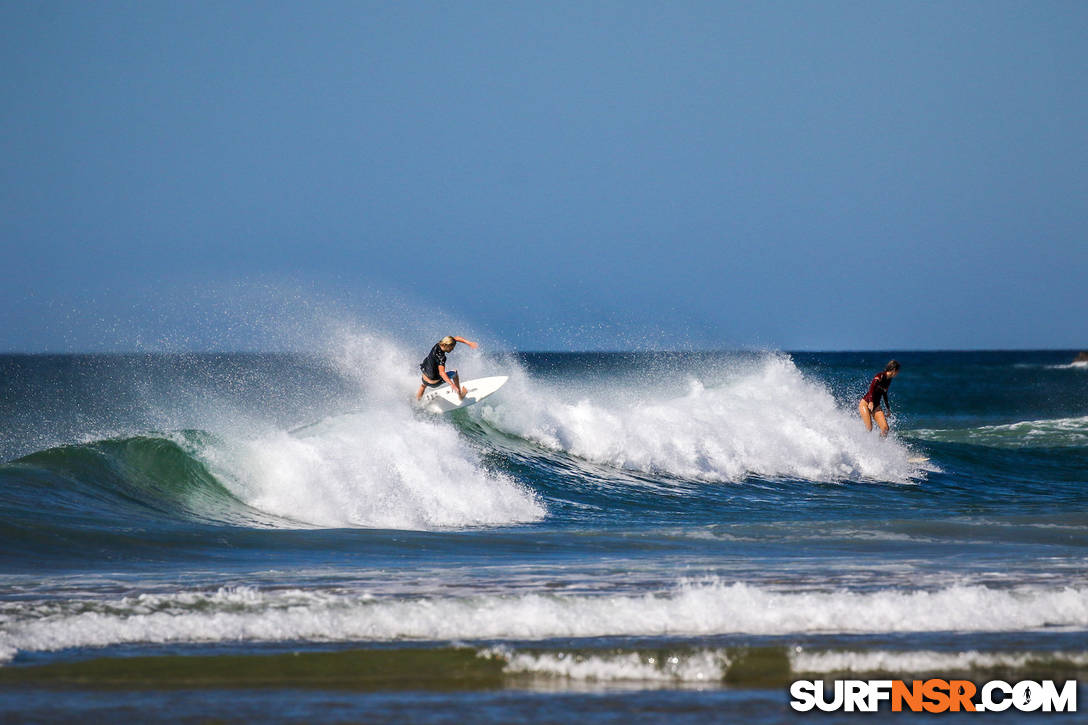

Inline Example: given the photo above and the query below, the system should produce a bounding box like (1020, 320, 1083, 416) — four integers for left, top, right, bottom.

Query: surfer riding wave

(416, 335, 478, 401)
(859, 360, 900, 437)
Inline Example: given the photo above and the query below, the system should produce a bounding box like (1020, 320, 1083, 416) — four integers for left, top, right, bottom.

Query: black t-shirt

(420, 343, 447, 380)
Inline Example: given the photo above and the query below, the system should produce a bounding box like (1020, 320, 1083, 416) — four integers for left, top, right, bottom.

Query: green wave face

(3, 433, 284, 530)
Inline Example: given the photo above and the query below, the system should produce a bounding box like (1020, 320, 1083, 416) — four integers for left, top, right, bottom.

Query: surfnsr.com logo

(790, 679, 1077, 713)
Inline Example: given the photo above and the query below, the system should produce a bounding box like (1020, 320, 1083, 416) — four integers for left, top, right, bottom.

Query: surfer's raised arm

(452, 336, 478, 349)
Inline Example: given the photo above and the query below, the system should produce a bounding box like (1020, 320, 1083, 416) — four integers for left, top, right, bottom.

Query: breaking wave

(3, 581, 1085, 663)
(478, 355, 921, 483)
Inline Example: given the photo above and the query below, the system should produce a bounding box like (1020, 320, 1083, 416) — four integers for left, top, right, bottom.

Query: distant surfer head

(884, 360, 900, 378)
(439, 336, 457, 352)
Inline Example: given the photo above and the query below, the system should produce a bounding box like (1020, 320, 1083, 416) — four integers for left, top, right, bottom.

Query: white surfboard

(419, 375, 508, 414)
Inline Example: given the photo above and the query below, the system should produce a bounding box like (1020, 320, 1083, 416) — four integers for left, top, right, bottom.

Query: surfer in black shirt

(416, 335, 478, 401)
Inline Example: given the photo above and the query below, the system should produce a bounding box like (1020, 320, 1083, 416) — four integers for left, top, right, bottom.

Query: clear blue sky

(2, 1, 1086, 351)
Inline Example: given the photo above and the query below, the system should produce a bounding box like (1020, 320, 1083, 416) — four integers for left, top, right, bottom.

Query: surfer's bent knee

(858, 399, 873, 431)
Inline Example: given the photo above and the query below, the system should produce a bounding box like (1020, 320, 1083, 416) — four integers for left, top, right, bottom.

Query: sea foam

(490, 647, 729, 683)
(791, 648, 1088, 675)
(196, 329, 543, 530)
(493, 647, 1088, 683)
(479, 355, 919, 483)
(3, 581, 1085, 663)
(909, 416, 1088, 449)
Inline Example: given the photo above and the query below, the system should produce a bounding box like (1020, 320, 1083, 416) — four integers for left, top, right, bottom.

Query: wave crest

(479, 355, 919, 483)
(202, 410, 545, 530)
(910, 416, 1088, 449)
(4, 581, 1085, 663)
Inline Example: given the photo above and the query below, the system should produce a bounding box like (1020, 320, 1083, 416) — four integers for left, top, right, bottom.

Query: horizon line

(0, 347, 1084, 356)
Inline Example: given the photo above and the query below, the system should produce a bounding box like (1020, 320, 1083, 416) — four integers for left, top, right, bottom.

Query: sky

(1, 1, 1086, 352)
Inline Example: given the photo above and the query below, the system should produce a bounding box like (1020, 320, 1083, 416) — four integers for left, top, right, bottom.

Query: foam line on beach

(3, 581, 1086, 663)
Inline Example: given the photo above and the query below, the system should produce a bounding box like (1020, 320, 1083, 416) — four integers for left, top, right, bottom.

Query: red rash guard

(863, 373, 892, 410)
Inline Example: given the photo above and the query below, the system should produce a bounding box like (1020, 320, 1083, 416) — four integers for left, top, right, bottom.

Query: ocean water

(1, 347, 1086, 722)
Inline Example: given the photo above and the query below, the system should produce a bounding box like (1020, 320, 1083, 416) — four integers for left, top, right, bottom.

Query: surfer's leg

(858, 399, 873, 431)
(452, 372, 465, 399)
(416, 383, 426, 400)
(873, 409, 889, 437)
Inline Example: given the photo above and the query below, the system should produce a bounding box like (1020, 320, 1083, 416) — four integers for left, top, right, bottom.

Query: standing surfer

(416, 336, 478, 401)
(859, 360, 900, 437)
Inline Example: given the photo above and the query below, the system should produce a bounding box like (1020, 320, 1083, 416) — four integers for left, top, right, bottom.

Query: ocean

(1, 347, 1085, 722)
